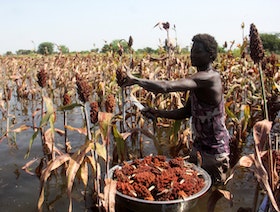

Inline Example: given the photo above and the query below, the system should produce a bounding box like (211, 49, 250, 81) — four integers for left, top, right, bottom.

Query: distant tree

(57, 45, 69, 54)
(143, 47, 156, 54)
(260, 33, 280, 53)
(5, 51, 13, 56)
(100, 43, 111, 53)
(218, 46, 226, 53)
(91, 48, 99, 53)
(79, 50, 90, 54)
(37, 42, 54, 55)
(180, 47, 189, 54)
(136, 47, 156, 54)
(100, 39, 130, 54)
(16, 49, 33, 55)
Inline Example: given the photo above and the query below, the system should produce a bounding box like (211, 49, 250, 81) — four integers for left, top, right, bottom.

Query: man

(117, 33, 230, 186)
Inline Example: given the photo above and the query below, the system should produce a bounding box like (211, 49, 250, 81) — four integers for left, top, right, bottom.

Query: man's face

(190, 42, 211, 67)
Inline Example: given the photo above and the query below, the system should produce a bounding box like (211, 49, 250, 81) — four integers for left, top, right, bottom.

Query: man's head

(190, 34, 218, 67)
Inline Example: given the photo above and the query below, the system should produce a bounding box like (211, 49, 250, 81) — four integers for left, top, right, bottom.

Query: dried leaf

(67, 141, 93, 189)
(253, 120, 279, 211)
(98, 112, 113, 143)
(253, 120, 272, 150)
(224, 154, 255, 185)
(217, 189, 233, 202)
(102, 179, 117, 212)
(41, 154, 71, 183)
(38, 154, 71, 211)
(22, 158, 38, 175)
(207, 189, 232, 212)
(95, 142, 107, 161)
(65, 125, 87, 135)
(44, 128, 63, 156)
(238, 154, 255, 168)
(85, 155, 96, 173)
(12, 125, 31, 133)
(66, 141, 94, 211)
(79, 161, 88, 187)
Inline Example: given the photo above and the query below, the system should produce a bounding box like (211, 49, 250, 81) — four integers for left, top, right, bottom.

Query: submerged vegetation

(0, 23, 280, 211)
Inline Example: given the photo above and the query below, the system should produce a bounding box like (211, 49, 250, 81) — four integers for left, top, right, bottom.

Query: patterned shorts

(187, 147, 230, 186)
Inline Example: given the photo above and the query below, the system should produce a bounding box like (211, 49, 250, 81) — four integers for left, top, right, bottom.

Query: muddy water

(0, 99, 265, 212)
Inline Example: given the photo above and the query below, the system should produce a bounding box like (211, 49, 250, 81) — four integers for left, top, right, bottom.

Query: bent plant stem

(121, 87, 126, 132)
(32, 93, 36, 130)
(6, 98, 9, 139)
(258, 63, 268, 120)
(40, 89, 47, 159)
(83, 104, 101, 210)
(64, 110, 68, 153)
(258, 62, 275, 195)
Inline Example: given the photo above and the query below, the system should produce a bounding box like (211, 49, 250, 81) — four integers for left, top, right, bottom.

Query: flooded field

(0, 51, 279, 211)
(0, 100, 266, 212)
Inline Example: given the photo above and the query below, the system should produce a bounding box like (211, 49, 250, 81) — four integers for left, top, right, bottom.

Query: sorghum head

(249, 23, 264, 64)
(105, 94, 115, 113)
(90, 101, 99, 124)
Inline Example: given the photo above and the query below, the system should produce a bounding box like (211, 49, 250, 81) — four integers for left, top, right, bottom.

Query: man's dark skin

(122, 41, 223, 120)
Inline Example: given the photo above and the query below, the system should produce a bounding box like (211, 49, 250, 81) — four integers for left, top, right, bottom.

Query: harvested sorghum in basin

(113, 155, 205, 201)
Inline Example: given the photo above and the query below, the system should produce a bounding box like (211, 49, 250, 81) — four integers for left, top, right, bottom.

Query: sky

(0, 0, 279, 54)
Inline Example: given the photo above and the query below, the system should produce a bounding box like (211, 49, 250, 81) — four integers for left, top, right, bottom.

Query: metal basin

(108, 161, 211, 212)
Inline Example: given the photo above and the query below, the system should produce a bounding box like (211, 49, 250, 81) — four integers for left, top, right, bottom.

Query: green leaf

(225, 84, 241, 99)
(25, 130, 39, 159)
(95, 142, 107, 161)
(225, 102, 239, 123)
(242, 104, 250, 133)
(169, 120, 182, 143)
(79, 160, 88, 187)
(112, 124, 126, 161)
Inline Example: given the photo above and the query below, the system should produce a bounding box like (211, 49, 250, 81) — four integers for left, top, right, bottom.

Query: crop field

(0, 32, 280, 211)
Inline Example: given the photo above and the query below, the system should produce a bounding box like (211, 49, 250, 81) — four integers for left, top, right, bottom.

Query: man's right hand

(116, 67, 135, 87)
(141, 107, 157, 121)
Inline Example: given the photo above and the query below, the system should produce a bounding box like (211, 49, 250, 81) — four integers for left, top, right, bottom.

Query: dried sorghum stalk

(37, 68, 48, 88)
(5, 85, 12, 101)
(250, 25, 275, 202)
(76, 74, 91, 103)
(90, 101, 99, 124)
(249, 23, 264, 64)
(105, 94, 115, 113)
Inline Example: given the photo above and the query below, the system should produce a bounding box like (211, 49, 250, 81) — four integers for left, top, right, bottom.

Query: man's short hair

(192, 34, 218, 61)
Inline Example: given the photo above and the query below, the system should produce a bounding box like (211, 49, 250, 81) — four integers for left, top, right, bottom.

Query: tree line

(3, 33, 280, 56)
